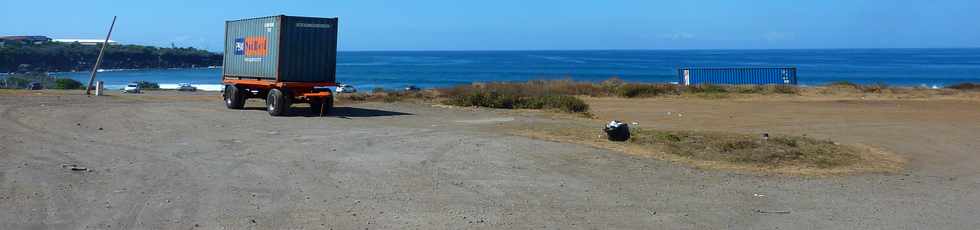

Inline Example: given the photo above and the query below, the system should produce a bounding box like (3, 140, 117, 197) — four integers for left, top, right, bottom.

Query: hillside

(0, 42, 222, 73)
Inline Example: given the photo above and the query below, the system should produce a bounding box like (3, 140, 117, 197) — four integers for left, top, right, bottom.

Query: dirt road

(1, 91, 978, 229)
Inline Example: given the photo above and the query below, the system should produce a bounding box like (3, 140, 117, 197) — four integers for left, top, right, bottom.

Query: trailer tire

(266, 89, 291, 116)
(309, 96, 333, 115)
(224, 85, 245, 109)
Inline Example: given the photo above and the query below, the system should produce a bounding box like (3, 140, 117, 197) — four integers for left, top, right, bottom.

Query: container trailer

(221, 15, 339, 116)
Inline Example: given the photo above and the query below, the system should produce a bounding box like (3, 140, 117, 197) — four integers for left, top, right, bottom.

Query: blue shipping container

(678, 67, 797, 85)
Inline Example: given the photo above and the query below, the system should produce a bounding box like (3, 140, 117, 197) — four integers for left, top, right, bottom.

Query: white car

(121, 83, 142, 94)
(177, 83, 197, 91)
(336, 84, 356, 93)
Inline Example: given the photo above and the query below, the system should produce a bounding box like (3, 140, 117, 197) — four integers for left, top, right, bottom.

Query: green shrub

(136, 80, 160, 89)
(383, 93, 402, 103)
(53, 78, 83, 89)
(600, 77, 625, 93)
(443, 91, 589, 113)
(617, 84, 677, 98)
(861, 83, 889, 93)
(517, 95, 589, 113)
(771, 85, 799, 94)
(346, 93, 368, 101)
(828, 81, 860, 88)
(372, 87, 386, 93)
(2, 76, 31, 88)
(947, 83, 979, 90)
(735, 85, 765, 94)
(685, 84, 728, 94)
(446, 91, 516, 108)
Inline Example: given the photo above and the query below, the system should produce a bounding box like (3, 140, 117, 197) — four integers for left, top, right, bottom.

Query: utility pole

(86, 16, 117, 95)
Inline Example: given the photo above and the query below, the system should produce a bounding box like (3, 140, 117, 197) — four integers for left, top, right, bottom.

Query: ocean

(53, 49, 980, 91)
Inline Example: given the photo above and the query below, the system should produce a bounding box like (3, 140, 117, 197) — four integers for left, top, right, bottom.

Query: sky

(2, 0, 979, 51)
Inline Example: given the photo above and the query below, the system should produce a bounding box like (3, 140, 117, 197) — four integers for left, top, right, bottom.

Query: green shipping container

(222, 15, 338, 83)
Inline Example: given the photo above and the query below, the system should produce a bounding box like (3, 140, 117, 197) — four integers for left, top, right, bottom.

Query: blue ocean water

(54, 49, 980, 90)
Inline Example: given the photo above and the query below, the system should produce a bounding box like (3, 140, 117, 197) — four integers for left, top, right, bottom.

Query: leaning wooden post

(86, 16, 117, 95)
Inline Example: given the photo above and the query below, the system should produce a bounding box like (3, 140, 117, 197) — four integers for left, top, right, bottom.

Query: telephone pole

(86, 16, 117, 95)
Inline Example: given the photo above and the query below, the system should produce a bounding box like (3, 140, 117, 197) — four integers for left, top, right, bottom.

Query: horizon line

(333, 47, 980, 52)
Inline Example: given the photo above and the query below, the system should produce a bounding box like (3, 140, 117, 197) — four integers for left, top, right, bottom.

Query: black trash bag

(604, 121, 630, 142)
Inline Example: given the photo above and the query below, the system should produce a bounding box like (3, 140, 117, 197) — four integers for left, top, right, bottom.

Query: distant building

(0, 36, 52, 45)
(52, 39, 118, 45)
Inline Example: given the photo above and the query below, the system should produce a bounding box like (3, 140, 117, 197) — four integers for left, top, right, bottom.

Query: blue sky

(2, 0, 979, 51)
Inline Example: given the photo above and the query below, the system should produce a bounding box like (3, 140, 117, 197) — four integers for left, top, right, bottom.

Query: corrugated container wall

(223, 16, 281, 80)
(223, 15, 338, 83)
(678, 67, 797, 85)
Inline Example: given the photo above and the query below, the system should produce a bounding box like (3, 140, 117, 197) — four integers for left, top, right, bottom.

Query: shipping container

(222, 15, 338, 82)
(677, 67, 797, 85)
(221, 15, 339, 116)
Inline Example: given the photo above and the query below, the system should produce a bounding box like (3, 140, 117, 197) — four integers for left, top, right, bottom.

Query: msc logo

(234, 36, 268, 57)
(234, 38, 245, 55)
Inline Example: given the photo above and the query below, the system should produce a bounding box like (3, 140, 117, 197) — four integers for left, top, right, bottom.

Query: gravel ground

(1, 91, 978, 229)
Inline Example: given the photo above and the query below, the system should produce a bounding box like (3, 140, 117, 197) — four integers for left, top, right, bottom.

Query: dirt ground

(1, 90, 979, 229)
(581, 96, 980, 178)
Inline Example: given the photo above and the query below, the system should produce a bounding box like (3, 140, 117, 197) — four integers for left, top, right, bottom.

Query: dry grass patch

(631, 129, 860, 169)
(511, 124, 904, 176)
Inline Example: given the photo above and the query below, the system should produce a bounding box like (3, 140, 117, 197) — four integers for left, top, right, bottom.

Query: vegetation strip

(511, 124, 905, 176)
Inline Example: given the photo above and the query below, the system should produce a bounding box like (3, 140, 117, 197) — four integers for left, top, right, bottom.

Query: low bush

(617, 84, 677, 98)
(828, 81, 861, 88)
(136, 80, 160, 90)
(860, 83, 889, 93)
(947, 83, 980, 90)
(735, 85, 765, 94)
(1, 73, 55, 89)
(684, 84, 728, 94)
(599, 77, 625, 92)
(443, 91, 589, 113)
(518, 95, 590, 113)
(383, 93, 402, 103)
(438, 79, 803, 100)
(771, 85, 800, 94)
(2, 76, 32, 88)
(343, 93, 368, 101)
(53, 78, 83, 89)
(0, 73, 85, 90)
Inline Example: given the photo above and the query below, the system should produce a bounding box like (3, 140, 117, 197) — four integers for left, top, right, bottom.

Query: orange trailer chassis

(222, 79, 336, 116)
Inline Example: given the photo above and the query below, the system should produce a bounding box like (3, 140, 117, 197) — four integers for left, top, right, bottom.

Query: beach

(1, 90, 978, 228)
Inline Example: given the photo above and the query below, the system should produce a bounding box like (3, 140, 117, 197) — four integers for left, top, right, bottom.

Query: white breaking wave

(158, 84, 225, 91)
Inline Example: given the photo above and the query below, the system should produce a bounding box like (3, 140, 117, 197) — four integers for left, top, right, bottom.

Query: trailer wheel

(223, 85, 245, 109)
(309, 96, 334, 115)
(266, 89, 291, 116)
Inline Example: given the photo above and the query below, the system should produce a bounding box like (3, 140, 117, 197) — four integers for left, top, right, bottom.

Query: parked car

(121, 83, 142, 94)
(177, 83, 197, 92)
(27, 82, 43, 90)
(404, 85, 421, 92)
(336, 84, 356, 93)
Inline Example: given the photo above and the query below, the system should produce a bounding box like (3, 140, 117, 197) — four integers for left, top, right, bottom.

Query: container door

(683, 69, 691, 86)
(278, 16, 338, 83)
